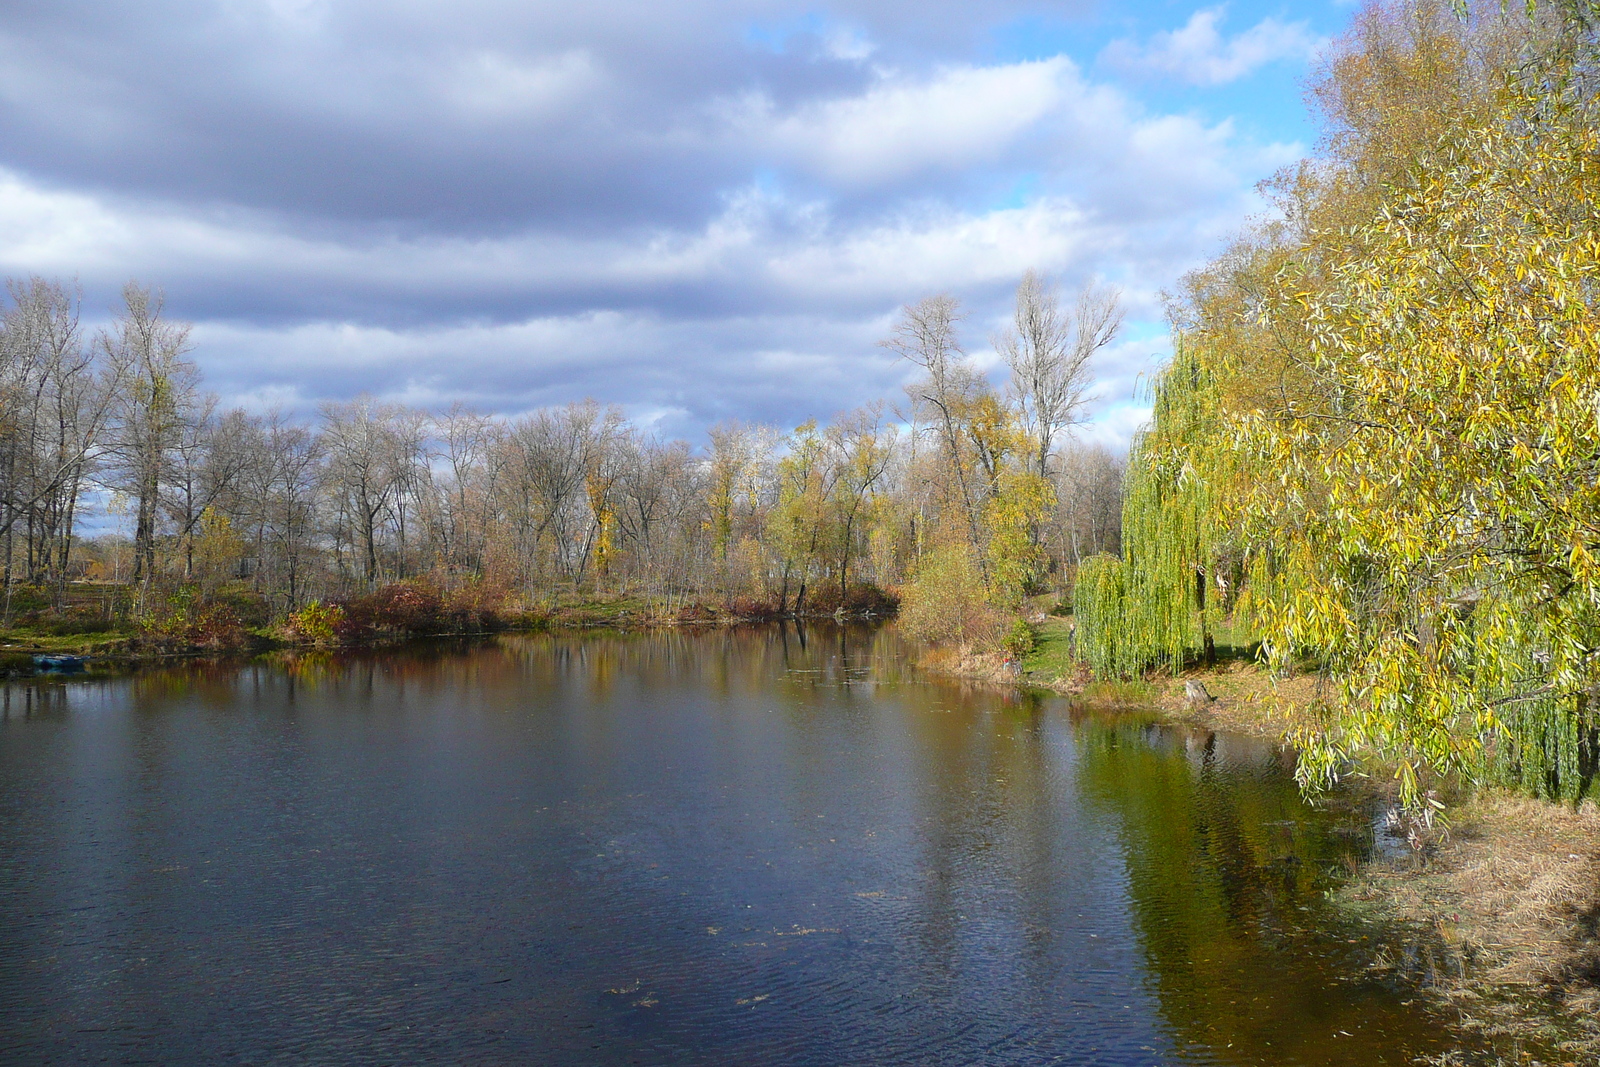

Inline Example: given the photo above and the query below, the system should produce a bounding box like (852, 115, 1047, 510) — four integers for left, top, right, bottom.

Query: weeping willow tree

(1249, 66, 1600, 805)
(1072, 554, 1128, 678)
(1080, 0, 1600, 809)
(1074, 341, 1232, 679)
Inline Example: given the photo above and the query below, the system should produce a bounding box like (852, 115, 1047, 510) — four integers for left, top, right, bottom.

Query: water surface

(0, 625, 1483, 1064)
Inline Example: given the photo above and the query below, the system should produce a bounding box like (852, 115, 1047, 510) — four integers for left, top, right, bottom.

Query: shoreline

(0, 602, 887, 676)
(19, 612, 1599, 1055)
(994, 616, 1600, 1060)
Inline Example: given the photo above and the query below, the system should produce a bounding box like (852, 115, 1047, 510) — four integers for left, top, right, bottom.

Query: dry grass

(1078, 678, 1159, 706)
(1339, 791, 1600, 1058)
(1147, 660, 1327, 740)
(918, 642, 1018, 684)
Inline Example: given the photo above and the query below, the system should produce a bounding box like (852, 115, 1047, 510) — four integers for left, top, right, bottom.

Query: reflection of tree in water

(868, 682, 1069, 1009)
(1074, 712, 1488, 1066)
(9, 627, 1524, 1063)
(109, 622, 905, 714)
(0, 681, 74, 721)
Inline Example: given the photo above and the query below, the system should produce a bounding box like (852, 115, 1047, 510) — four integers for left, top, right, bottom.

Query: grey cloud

(0, 0, 1090, 235)
(192, 310, 912, 440)
(0, 0, 1300, 447)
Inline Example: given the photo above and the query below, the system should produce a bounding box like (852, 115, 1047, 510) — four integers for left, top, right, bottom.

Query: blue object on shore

(32, 654, 87, 672)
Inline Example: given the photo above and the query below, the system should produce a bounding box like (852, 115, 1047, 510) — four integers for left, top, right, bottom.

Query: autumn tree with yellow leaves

(1078, 0, 1600, 807)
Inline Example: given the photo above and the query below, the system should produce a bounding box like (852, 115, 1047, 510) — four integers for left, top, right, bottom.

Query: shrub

(188, 600, 247, 650)
(898, 545, 1007, 649)
(1001, 618, 1038, 660)
(367, 582, 442, 633)
(313, 582, 447, 644)
(725, 596, 781, 620)
(442, 579, 506, 630)
(210, 585, 272, 629)
(330, 598, 375, 643)
(286, 600, 345, 646)
(677, 602, 717, 623)
(140, 588, 248, 651)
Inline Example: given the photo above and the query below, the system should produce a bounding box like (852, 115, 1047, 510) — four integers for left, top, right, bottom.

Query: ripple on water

(0, 628, 1511, 1065)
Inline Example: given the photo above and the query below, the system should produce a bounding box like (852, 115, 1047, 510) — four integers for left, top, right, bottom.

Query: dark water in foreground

(0, 625, 1487, 1065)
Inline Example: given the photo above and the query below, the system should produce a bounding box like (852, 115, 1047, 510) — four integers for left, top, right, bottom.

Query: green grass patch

(1206, 614, 1261, 665)
(1021, 616, 1078, 682)
(0, 628, 130, 653)
(541, 592, 656, 627)
(1079, 679, 1159, 705)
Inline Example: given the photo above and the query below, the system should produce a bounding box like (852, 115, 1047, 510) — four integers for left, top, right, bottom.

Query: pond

(0, 624, 1490, 1064)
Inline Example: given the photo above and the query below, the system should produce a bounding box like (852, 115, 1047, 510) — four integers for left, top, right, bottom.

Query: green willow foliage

(1078, 0, 1600, 808)
(1075, 343, 1228, 679)
(1120, 342, 1227, 674)
(1071, 554, 1129, 678)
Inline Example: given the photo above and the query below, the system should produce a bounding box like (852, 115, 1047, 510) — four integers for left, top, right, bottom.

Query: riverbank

(1011, 615, 1600, 1060)
(0, 590, 890, 674)
(1342, 792, 1600, 1059)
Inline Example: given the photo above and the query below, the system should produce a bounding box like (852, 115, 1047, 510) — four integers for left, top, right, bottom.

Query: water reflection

(1074, 713, 1461, 1064)
(0, 625, 1491, 1065)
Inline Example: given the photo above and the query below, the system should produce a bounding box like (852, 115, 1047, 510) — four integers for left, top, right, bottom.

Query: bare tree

(996, 271, 1122, 478)
(613, 435, 700, 599)
(498, 401, 626, 589)
(167, 401, 262, 580)
(320, 396, 410, 589)
(380, 407, 430, 581)
(825, 404, 893, 606)
(259, 415, 324, 608)
(103, 283, 198, 597)
(434, 404, 501, 577)
(1052, 441, 1125, 565)
(881, 295, 988, 575)
(0, 278, 122, 610)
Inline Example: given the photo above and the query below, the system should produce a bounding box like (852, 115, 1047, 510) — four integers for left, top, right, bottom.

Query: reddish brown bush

(725, 596, 781, 620)
(368, 582, 442, 632)
(189, 601, 248, 650)
(328, 598, 375, 642)
(676, 602, 717, 623)
(441, 580, 506, 630)
(312, 580, 515, 644)
(139, 589, 249, 651)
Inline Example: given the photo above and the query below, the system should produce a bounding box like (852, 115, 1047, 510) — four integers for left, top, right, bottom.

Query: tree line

(1074, 0, 1600, 808)
(0, 274, 1124, 635)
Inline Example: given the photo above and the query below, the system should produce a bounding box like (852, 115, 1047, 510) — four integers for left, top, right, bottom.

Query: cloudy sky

(0, 0, 1350, 445)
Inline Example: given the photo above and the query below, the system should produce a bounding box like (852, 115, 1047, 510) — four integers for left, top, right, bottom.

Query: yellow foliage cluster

(1088, 0, 1600, 807)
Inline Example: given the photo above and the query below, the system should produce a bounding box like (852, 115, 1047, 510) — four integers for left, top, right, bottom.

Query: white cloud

(725, 58, 1074, 185)
(443, 49, 606, 120)
(187, 310, 910, 440)
(1102, 7, 1325, 87)
(0, 167, 1120, 311)
(766, 197, 1099, 298)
